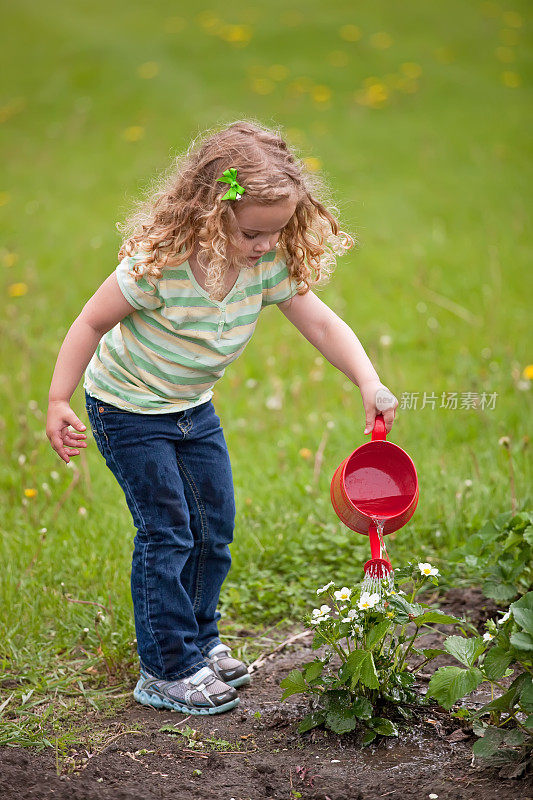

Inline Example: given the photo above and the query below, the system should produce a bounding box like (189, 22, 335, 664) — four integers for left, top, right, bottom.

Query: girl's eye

(243, 233, 256, 240)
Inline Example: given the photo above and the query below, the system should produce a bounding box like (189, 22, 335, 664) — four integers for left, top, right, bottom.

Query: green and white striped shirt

(83, 249, 299, 413)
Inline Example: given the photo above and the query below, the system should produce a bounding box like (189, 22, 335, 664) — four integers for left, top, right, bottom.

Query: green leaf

(280, 669, 308, 700)
(297, 712, 325, 734)
(519, 675, 533, 713)
(339, 650, 367, 685)
(359, 651, 380, 690)
(482, 647, 513, 680)
(325, 711, 358, 734)
(524, 715, 533, 730)
(504, 729, 525, 747)
(511, 608, 533, 635)
(365, 619, 392, 650)
(386, 594, 423, 623)
(339, 650, 379, 690)
(414, 611, 464, 626)
(351, 697, 373, 720)
(361, 729, 377, 746)
(304, 660, 324, 682)
(510, 632, 533, 651)
(443, 636, 485, 667)
(421, 648, 446, 660)
(523, 526, 533, 546)
(479, 673, 527, 714)
(369, 717, 399, 737)
(472, 726, 506, 758)
(427, 666, 484, 710)
(483, 581, 517, 602)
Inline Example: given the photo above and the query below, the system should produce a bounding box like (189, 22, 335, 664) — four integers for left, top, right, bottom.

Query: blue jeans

(84, 391, 235, 680)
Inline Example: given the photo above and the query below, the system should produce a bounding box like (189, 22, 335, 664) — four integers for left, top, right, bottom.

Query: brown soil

(1, 589, 532, 800)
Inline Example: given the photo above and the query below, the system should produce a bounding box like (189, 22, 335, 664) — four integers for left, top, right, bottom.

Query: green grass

(0, 0, 531, 747)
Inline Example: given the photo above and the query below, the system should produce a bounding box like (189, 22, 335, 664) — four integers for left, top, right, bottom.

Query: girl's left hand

(359, 379, 398, 435)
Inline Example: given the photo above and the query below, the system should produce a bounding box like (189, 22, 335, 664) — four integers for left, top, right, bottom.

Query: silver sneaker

(133, 665, 239, 715)
(206, 643, 251, 688)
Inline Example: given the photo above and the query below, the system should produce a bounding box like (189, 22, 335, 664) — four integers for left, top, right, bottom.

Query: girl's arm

(278, 290, 398, 434)
(47, 273, 137, 463)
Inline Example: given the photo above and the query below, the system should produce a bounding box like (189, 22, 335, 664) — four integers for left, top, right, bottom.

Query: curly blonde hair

(117, 119, 356, 300)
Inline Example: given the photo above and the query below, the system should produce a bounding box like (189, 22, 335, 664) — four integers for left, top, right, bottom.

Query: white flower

(357, 592, 380, 611)
(429, 794, 439, 799)
(310, 615, 329, 625)
(317, 581, 334, 595)
(418, 562, 439, 577)
(483, 632, 493, 642)
(341, 609, 358, 623)
(334, 587, 351, 602)
(312, 604, 331, 618)
(498, 611, 511, 625)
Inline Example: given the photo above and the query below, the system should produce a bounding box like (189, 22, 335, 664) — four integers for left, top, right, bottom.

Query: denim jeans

(84, 390, 235, 680)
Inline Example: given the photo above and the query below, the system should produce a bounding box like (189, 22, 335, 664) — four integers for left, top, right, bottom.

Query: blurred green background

(0, 0, 531, 719)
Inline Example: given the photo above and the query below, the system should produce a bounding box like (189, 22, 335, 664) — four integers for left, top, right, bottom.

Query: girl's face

(230, 197, 297, 266)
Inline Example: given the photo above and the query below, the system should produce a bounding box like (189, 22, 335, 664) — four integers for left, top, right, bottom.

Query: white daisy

(357, 592, 380, 611)
(418, 562, 439, 577)
(334, 587, 352, 602)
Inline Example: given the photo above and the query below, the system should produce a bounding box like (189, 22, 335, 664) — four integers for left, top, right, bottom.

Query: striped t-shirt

(83, 249, 299, 413)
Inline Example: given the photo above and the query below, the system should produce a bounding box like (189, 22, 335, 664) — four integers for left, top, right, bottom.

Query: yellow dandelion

(502, 71, 521, 87)
(299, 448, 312, 460)
(522, 365, 533, 380)
(356, 82, 389, 108)
(3, 252, 18, 267)
(137, 62, 159, 79)
(312, 85, 331, 103)
(503, 11, 522, 28)
(328, 50, 349, 67)
(401, 62, 422, 79)
(500, 28, 519, 46)
(369, 32, 393, 49)
(8, 282, 28, 297)
(251, 78, 275, 95)
(495, 46, 515, 63)
(339, 24, 362, 42)
(303, 156, 322, 172)
(122, 126, 144, 142)
(164, 16, 186, 33)
(24, 488, 37, 498)
(219, 24, 253, 45)
(267, 64, 289, 81)
(0, 191, 10, 206)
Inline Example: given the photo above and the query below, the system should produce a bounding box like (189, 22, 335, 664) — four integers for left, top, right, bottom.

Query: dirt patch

(1, 590, 531, 800)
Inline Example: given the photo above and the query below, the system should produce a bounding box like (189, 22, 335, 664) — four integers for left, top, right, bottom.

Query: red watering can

(330, 415, 418, 592)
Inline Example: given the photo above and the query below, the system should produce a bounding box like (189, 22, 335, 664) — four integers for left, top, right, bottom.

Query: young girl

(46, 120, 398, 716)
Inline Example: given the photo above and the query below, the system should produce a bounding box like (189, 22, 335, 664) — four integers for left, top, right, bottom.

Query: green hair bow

(216, 167, 246, 201)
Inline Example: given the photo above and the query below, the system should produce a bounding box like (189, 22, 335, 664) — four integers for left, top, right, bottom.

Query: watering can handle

(371, 414, 387, 442)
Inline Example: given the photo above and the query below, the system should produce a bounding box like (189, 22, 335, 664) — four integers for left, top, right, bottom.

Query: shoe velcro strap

(208, 644, 231, 658)
(189, 666, 214, 686)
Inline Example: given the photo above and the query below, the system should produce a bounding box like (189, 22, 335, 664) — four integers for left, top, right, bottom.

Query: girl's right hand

(46, 400, 88, 463)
